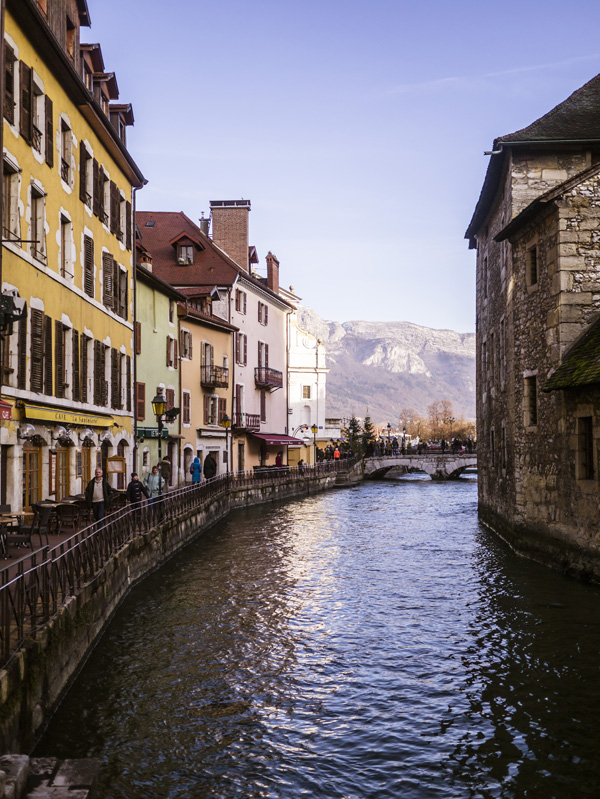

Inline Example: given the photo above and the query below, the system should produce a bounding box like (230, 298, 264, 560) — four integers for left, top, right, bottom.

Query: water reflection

(36, 479, 600, 798)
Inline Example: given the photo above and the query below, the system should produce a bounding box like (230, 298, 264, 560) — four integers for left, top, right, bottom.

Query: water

(36, 476, 600, 798)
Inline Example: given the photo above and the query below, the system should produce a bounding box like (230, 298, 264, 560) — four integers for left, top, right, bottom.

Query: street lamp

(151, 392, 167, 497)
(222, 414, 231, 479)
(311, 423, 318, 465)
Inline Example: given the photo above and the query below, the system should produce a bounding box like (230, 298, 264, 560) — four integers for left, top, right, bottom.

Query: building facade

(466, 74, 600, 577)
(1, 0, 144, 509)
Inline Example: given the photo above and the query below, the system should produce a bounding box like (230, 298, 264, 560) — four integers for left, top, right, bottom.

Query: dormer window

(178, 245, 194, 265)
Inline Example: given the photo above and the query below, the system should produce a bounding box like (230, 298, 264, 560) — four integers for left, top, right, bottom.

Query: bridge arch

(362, 454, 477, 481)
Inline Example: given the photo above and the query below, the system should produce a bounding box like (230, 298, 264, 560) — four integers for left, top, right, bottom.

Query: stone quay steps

(0, 756, 98, 798)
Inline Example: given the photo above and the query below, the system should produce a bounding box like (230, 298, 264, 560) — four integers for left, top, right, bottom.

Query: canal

(36, 476, 600, 798)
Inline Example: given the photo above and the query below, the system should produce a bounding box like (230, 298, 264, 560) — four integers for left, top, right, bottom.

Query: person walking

(190, 456, 202, 483)
(203, 451, 217, 480)
(160, 456, 171, 487)
(144, 465, 164, 502)
(85, 468, 115, 522)
(275, 452, 283, 468)
(126, 472, 149, 505)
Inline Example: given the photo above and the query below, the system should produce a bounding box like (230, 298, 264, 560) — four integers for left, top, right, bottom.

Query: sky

(87, 0, 600, 333)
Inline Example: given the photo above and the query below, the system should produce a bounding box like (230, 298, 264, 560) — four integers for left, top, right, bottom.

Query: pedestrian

(85, 468, 115, 522)
(126, 472, 149, 505)
(144, 465, 164, 501)
(160, 456, 171, 486)
(189, 456, 202, 483)
(203, 451, 217, 480)
(298, 459, 305, 475)
(333, 446, 340, 460)
(275, 451, 283, 468)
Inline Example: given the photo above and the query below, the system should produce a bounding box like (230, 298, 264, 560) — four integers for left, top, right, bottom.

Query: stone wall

(0, 471, 339, 754)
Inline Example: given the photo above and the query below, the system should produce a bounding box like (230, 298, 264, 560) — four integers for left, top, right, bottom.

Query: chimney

(199, 212, 210, 237)
(266, 251, 280, 294)
(210, 200, 251, 271)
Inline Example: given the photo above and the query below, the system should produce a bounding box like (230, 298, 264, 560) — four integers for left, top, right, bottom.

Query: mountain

(296, 307, 476, 425)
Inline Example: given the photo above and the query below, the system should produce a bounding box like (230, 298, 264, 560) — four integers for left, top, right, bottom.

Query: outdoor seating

(9, 504, 53, 549)
(56, 503, 80, 535)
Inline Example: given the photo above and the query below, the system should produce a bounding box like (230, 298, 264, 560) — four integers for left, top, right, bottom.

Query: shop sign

(21, 403, 114, 427)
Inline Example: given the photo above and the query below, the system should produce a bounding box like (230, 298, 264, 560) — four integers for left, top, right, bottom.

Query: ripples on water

(36, 477, 600, 798)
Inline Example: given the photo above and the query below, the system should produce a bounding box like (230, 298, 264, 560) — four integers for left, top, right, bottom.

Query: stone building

(466, 74, 600, 579)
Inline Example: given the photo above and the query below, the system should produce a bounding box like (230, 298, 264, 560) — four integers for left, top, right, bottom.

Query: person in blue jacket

(190, 456, 202, 483)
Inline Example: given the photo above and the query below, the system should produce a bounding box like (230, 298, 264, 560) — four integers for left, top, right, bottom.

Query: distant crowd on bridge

(315, 436, 476, 462)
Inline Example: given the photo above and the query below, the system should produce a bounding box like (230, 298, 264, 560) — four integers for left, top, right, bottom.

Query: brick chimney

(210, 200, 251, 271)
(266, 251, 280, 294)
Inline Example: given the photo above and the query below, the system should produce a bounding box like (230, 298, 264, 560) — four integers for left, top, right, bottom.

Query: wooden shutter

(102, 252, 113, 308)
(264, 306, 268, 325)
(218, 397, 226, 424)
(92, 158, 100, 216)
(17, 315, 27, 390)
(188, 334, 193, 360)
(235, 291, 240, 312)
(136, 382, 145, 420)
(265, 343, 269, 368)
(4, 44, 15, 125)
(72, 329, 80, 402)
(125, 200, 132, 250)
(135, 321, 142, 355)
(166, 388, 175, 411)
(81, 335, 88, 403)
(101, 347, 108, 406)
(111, 347, 119, 408)
(84, 235, 94, 297)
(183, 392, 190, 424)
(79, 143, 87, 203)
(243, 334, 247, 365)
(126, 355, 131, 412)
(258, 341, 262, 368)
(44, 95, 53, 167)
(93, 339, 102, 405)
(173, 338, 178, 368)
(258, 302, 262, 323)
(235, 333, 240, 364)
(120, 271, 128, 320)
(166, 336, 171, 367)
(203, 394, 210, 425)
(113, 258, 121, 315)
(19, 61, 33, 144)
(243, 293, 247, 314)
(54, 320, 64, 398)
(43, 315, 53, 395)
(109, 180, 118, 234)
(235, 384, 242, 417)
(260, 389, 266, 422)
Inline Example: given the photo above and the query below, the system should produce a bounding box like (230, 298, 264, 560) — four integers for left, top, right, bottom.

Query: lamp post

(311, 423, 318, 465)
(222, 414, 231, 479)
(151, 392, 167, 497)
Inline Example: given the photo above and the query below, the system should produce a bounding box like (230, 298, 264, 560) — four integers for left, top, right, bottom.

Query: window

(166, 388, 175, 412)
(135, 321, 142, 355)
(32, 83, 43, 153)
(235, 289, 247, 314)
(99, 169, 109, 226)
(236, 332, 247, 365)
(118, 192, 126, 242)
(84, 235, 94, 297)
(183, 391, 191, 424)
(3, 159, 21, 243)
(180, 329, 193, 359)
(136, 382, 145, 421)
(45, 96, 53, 167)
(257, 341, 269, 368)
(118, 270, 128, 319)
(30, 185, 46, 262)
(166, 335, 177, 368)
(60, 215, 73, 278)
(169, 300, 175, 324)
(22, 447, 42, 510)
(79, 142, 92, 207)
(30, 309, 52, 394)
(302, 385, 311, 399)
(54, 321, 68, 399)
(527, 245, 538, 287)
(524, 376, 538, 427)
(109, 180, 119, 236)
(94, 340, 108, 406)
(19, 61, 33, 145)
(60, 120, 71, 183)
(177, 245, 194, 265)
(577, 417, 594, 480)
(258, 301, 269, 325)
(4, 43, 16, 125)
(111, 348, 122, 409)
(204, 395, 219, 425)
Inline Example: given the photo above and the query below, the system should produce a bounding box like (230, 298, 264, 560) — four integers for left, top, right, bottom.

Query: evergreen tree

(343, 415, 362, 455)
(361, 415, 377, 456)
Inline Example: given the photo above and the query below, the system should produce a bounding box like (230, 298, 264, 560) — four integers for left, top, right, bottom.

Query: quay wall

(0, 472, 338, 754)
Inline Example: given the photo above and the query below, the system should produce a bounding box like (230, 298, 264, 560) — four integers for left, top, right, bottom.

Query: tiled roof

(543, 316, 600, 391)
(500, 73, 600, 143)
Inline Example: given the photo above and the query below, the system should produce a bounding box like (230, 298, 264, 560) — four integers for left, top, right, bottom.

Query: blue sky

(88, 0, 600, 332)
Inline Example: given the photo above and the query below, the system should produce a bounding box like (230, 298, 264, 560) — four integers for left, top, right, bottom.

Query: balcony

(32, 124, 42, 154)
(254, 367, 283, 389)
(201, 365, 229, 388)
(233, 412, 260, 432)
(60, 158, 70, 183)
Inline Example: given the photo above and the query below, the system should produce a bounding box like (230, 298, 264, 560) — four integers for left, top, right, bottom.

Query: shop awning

(251, 433, 306, 447)
(20, 402, 115, 427)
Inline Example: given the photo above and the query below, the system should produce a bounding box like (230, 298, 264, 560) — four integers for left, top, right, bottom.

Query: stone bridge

(361, 453, 477, 481)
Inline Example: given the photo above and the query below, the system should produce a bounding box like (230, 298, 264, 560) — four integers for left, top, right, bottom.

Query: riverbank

(0, 465, 349, 755)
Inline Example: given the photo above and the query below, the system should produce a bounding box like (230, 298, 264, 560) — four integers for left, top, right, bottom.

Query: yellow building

(0, 0, 145, 509)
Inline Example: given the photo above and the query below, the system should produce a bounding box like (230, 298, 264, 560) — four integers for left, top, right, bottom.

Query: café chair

(10, 504, 53, 549)
(56, 503, 80, 535)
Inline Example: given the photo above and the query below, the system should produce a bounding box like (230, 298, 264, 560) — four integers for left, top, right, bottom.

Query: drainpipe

(131, 182, 145, 475)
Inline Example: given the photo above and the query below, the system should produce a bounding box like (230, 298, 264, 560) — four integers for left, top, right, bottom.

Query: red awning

(251, 433, 306, 446)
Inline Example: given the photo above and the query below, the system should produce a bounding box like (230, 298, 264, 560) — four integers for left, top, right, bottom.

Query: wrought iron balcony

(60, 158, 70, 183)
(233, 412, 260, 432)
(32, 124, 42, 153)
(255, 367, 283, 389)
(201, 365, 229, 388)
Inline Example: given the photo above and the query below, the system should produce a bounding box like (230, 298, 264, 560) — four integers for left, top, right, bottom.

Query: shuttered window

(136, 382, 145, 420)
(203, 394, 210, 425)
(109, 180, 118, 235)
(30, 310, 44, 393)
(111, 347, 120, 408)
(218, 397, 227, 424)
(125, 200, 132, 250)
(54, 320, 65, 398)
(17, 315, 27, 390)
(19, 61, 33, 145)
(126, 355, 131, 412)
(44, 316, 52, 395)
(81, 335, 89, 403)
(72, 329, 80, 402)
(183, 392, 191, 424)
(135, 321, 142, 355)
(94, 339, 105, 406)
(44, 96, 53, 167)
(166, 336, 178, 368)
(102, 251, 113, 308)
(79, 143, 91, 206)
(4, 44, 15, 125)
(92, 158, 100, 216)
(84, 235, 94, 297)
(118, 270, 128, 319)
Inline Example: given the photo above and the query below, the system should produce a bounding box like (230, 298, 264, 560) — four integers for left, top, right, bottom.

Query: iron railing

(0, 461, 355, 668)
(233, 411, 260, 431)
(201, 365, 229, 388)
(254, 367, 283, 389)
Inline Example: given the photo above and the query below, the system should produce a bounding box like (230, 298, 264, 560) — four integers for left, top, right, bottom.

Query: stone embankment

(0, 755, 98, 798)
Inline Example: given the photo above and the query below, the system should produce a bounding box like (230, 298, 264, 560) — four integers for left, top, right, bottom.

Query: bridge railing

(0, 458, 355, 669)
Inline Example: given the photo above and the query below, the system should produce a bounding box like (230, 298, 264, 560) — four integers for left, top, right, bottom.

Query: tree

(427, 399, 453, 440)
(398, 407, 426, 440)
(361, 415, 377, 456)
(343, 415, 362, 454)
